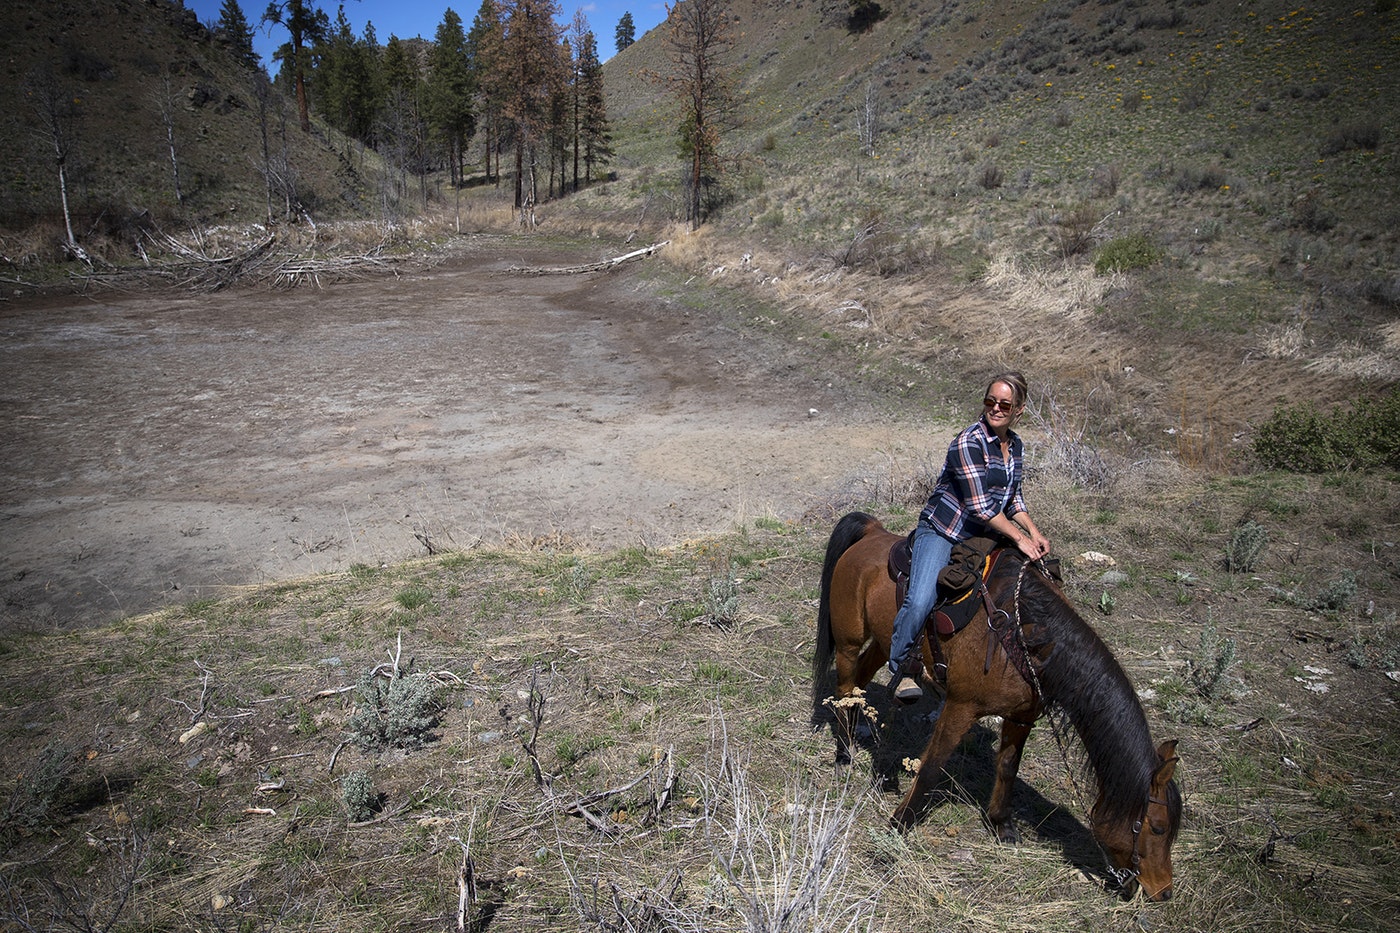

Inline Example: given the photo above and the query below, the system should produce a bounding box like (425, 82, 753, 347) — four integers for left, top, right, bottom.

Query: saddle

(887, 533, 1062, 685)
(887, 533, 1008, 635)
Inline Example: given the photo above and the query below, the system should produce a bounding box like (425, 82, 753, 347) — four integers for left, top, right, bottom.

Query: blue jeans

(888, 523, 956, 674)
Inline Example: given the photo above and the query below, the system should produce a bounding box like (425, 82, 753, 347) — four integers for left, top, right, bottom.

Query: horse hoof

(995, 825, 1021, 845)
(888, 811, 913, 835)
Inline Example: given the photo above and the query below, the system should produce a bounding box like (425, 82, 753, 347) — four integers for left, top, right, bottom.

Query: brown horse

(814, 511, 1182, 901)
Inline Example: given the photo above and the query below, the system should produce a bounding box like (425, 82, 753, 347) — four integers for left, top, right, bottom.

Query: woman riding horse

(887, 371, 1050, 702)
(814, 373, 1183, 900)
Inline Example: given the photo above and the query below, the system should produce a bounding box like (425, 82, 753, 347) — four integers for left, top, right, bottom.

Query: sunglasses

(983, 397, 1017, 413)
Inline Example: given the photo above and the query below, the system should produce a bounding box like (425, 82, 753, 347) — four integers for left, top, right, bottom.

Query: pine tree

(219, 0, 261, 69)
(615, 11, 635, 52)
(467, 0, 506, 184)
(263, 0, 330, 131)
(501, 0, 566, 214)
(427, 9, 477, 187)
(576, 28, 612, 186)
(318, 7, 379, 145)
(359, 22, 385, 146)
(380, 35, 428, 207)
(664, 0, 736, 227)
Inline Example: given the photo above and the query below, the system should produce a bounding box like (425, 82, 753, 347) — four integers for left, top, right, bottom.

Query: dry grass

(1, 443, 1396, 931)
(979, 252, 1125, 324)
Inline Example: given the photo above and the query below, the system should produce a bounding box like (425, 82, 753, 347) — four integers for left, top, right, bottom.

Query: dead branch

(503, 241, 669, 276)
(522, 665, 550, 791)
(307, 685, 357, 702)
(165, 663, 213, 723)
(79, 223, 419, 294)
(327, 738, 350, 773)
(565, 801, 617, 835)
(649, 746, 677, 825)
(450, 819, 478, 933)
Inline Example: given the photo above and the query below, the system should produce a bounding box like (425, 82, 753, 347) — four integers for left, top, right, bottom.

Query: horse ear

(1153, 739, 1180, 787)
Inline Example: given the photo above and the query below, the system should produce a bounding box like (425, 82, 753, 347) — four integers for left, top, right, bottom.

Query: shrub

(1162, 618, 1239, 724)
(1319, 123, 1380, 156)
(1311, 572, 1357, 613)
(1094, 233, 1161, 275)
(346, 669, 442, 751)
(1225, 521, 1267, 573)
(1054, 202, 1099, 257)
(705, 574, 740, 627)
(1090, 162, 1121, 197)
(341, 770, 381, 822)
(1171, 165, 1227, 193)
(1291, 190, 1336, 233)
(1185, 621, 1237, 702)
(978, 160, 1004, 189)
(1252, 389, 1400, 472)
(4, 742, 74, 835)
(847, 0, 888, 33)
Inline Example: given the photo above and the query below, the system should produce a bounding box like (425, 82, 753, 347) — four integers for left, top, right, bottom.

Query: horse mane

(1019, 570, 1181, 834)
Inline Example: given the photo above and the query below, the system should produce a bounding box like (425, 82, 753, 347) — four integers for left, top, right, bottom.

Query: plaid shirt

(920, 416, 1027, 541)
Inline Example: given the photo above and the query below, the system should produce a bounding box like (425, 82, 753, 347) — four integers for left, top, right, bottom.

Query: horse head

(1092, 740, 1182, 902)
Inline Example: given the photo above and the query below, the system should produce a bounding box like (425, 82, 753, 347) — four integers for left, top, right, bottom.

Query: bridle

(1102, 793, 1168, 890)
(1009, 557, 1168, 894)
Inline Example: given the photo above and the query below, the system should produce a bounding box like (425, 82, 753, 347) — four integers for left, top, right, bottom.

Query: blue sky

(186, 0, 667, 65)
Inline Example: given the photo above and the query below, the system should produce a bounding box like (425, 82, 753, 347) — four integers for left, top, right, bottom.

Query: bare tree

(154, 75, 184, 205)
(251, 70, 277, 223)
(856, 80, 878, 157)
(22, 69, 87, 263)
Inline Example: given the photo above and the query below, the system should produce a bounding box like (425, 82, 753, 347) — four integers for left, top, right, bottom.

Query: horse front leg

(986, 716, 1034, 844)
(889, 699, 979, 832)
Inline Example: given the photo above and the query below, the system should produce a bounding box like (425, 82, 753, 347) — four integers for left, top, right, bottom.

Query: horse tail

(814, 511, 882, 691)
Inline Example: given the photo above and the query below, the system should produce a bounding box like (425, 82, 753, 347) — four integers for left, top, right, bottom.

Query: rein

(1008, 557, 1155, 892)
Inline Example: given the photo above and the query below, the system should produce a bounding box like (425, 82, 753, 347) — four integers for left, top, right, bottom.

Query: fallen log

(503, 240, 669, 276)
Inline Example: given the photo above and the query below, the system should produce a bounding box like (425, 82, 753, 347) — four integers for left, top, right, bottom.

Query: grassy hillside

(589, 0, 1400, 455)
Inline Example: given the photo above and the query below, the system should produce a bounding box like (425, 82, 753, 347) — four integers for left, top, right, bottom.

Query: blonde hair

(986, 371, 1029, 407)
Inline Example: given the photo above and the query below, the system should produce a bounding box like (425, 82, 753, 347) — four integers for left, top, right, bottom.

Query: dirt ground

(0, 238, 931, 630)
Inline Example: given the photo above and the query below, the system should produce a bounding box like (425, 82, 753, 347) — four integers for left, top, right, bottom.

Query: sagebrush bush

(1094, 233, 1161, 275)
(346, 669, 442, 751)
(706, 575, 740, 627)
(1252, 389, 1400, 472)
(1225, 521, 1267, 573)
(342, 769, 380, 822)
(1186, 621, 1237, 702)
(4, 742, 74, 835)
(1310, 572, 1357, 613)
(1319, 123, 1381, 157)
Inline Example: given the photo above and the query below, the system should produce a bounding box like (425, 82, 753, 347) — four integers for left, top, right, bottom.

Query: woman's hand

(1023, 530, 1051, 559)
(1006, 514, 1050, 559)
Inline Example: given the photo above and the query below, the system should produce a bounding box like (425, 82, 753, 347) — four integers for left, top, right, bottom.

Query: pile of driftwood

(87, 225, 414, 292)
